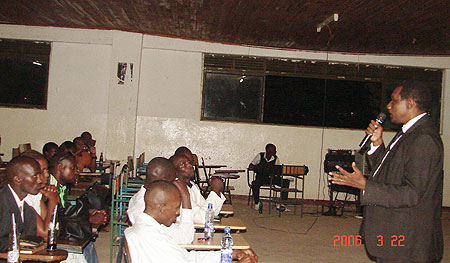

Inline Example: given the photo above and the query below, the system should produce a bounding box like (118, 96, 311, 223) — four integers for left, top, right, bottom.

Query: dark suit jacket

(0, 186, 37, 252)
(361, 115, 443, 262)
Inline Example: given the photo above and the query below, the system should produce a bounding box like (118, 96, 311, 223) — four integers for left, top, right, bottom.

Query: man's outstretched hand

(328, 162, 366, 190)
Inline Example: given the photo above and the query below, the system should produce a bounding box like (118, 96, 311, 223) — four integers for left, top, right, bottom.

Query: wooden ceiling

(0, 0, 449, 56)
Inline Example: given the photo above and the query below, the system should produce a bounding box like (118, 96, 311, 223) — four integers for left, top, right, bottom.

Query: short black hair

(48, 152, 75, 170)
(399, 80, 433, 112)
(59, 141, 76, 153)
(20, 150, 46, 161)
(174, 146, 192, 156)
(43, 142, 58, 153)
(265, 143, 276, 151)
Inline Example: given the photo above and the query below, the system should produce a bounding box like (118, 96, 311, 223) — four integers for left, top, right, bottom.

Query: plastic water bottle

(220, 227, 233, 263)
(7, 213, 20, 263)
(47, 205, 59, 251)
(204, 203, 214, 239)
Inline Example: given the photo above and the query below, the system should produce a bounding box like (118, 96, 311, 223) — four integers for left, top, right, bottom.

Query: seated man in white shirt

(127, 157, 195, 244)
(169, 154, 226, 224)
(125, 180, 257, 263)
(249, 143, 289, 212)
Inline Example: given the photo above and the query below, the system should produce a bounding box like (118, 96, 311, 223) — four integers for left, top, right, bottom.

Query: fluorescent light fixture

(33, 61, 42, 66)
(317, 13, 339, 33)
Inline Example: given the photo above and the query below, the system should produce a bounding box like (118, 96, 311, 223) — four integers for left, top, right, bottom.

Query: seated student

(249, 143, 290, 212)
(174, 146, 195, 163)
(0, 156, 43, 252)
(48, 152, 108, 263)
(59, 141, 77, 155)
(80, 131, 97, 159)
(127, 157, 195, 244)
(21, 150, 60, 239)
(170, 154, 226, 224)
(73, 137, 96, 172)
(42, 142, 59, 161)
(125, 181, 257, 263)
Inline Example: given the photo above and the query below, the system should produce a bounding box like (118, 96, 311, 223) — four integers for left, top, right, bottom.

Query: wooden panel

(0, 0, 448, 55)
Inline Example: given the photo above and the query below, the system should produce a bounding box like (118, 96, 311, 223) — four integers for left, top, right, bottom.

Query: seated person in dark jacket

(249, 144, 290, 211)
(0, 156, 43, 252)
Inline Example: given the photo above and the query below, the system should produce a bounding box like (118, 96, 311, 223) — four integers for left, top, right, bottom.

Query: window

(0, 39, 50, 109)
(203, 73, 263, 121)
(202, 54, 442, 130)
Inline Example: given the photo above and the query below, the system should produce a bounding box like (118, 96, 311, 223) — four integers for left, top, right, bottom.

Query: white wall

(0, 39, 111, 155)
(1, 25, 449, 204)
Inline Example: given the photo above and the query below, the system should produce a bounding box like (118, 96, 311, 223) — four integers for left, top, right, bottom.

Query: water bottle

(47, 205, 59, 251)
(220, 227, 233, 263)
(7, 213, 20, 263)
(204, 203, 214, 239)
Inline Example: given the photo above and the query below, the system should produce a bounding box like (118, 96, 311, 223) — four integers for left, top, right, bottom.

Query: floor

(95, 198, 450, 263)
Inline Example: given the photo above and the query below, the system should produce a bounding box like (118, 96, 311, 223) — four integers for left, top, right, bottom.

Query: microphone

(359, 112, 387, 150)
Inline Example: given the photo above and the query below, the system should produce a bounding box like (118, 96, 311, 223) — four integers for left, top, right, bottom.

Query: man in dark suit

(0, 156, 43, 252)
(330, 80, 443, 263)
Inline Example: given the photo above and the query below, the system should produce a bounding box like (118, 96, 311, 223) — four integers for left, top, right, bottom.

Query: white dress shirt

(251, 153, 281, 166)
(127, 185, 195, 244)
(8, 184, 24, 221)
(125, 213, 220, 263)
(368, 112, 427, 155)
(24, 193, 43, 216)
(188, 182, 226, 224)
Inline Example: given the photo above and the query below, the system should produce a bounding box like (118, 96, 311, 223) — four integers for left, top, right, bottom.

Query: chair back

(247, 168, 255, 188)
(281, 165, 309, 176)
(127, 156, 134, 176)
(201, 157, 210, 182)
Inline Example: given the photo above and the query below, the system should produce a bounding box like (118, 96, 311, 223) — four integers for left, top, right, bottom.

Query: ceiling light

(317, 14, 339, 33)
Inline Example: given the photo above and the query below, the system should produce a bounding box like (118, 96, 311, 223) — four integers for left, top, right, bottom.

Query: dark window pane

(264, 76, 325, 126)
(202, 73, 262, 121)
(0, 39, 50, 109)
(324, 79, 382, 129)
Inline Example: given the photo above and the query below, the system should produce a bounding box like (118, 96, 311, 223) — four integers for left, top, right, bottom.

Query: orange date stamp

(334, 235, 405, 247)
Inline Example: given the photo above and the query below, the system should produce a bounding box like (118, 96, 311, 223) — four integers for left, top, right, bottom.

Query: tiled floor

(95, 198, 450, 263)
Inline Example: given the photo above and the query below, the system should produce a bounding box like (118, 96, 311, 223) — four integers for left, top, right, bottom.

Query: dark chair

(269, 165, 308, 217)
(115, 236, 131, 263)
(246, 168, 271, 206)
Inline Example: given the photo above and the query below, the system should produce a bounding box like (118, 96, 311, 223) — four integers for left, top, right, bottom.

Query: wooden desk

(0, 249, 68, 262)
(197, 164, 227, 169)
(213, 170, 244, 204)
(194, 217, 246, 232)
(78, 172, 102, 177)
(72, 177, 101, 191)
(67, 177, 100, 201)
(219, 204, 234, 216)
(181, 233, 250, 250)
(58, 237, 91, 254)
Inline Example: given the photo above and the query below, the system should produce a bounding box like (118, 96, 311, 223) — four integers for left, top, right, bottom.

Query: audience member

(73, 137, 95, 172)
(49, 152, 107, 263)
(59, 141, 76, 155)
(42, 142, 58, 161)
(21, 150, 60, 239)
(125, 180, 257, 263)
(127, 157, 195, 244)
(0, 156, 43, 251)
(249, 143, 289, 211)
(170, 154, 225, 224)
(81, 131, 97, 159)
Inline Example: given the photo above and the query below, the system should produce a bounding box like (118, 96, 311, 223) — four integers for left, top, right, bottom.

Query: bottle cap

(224, 226, 231, 233)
